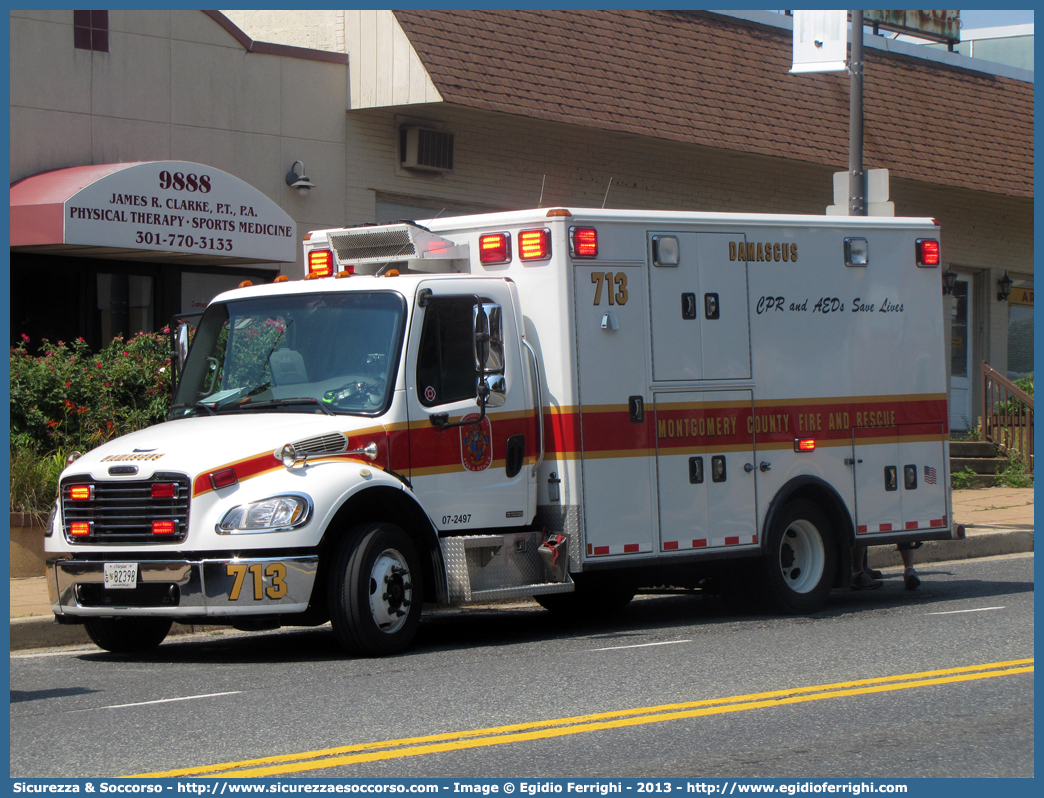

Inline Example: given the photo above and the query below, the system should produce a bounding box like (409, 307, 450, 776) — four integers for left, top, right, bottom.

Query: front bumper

(47, 555, 318, 618)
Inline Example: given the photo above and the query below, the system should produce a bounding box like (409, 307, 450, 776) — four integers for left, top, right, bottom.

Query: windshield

(170, 291, 406, 418)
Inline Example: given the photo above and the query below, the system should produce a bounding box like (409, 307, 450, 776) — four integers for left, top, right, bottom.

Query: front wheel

(328, 523, 423, 656)
(758, 499, 837, 613)
(83, 617, 172, 653)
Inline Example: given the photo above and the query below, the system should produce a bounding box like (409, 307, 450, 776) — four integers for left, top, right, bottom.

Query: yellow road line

(134, 658, 1032, 779)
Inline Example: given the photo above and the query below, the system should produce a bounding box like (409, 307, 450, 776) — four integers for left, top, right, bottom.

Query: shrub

(9, 448, 66, 517)
(950, 467, 979, 490)
(995, 448, 1033, 489)
(10, 332, 171, 455)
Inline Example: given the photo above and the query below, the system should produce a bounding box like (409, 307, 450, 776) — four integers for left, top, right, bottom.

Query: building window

(97, 274, 152, 346)
(74, 10, 108, 52)
(1007, 282, 1034, 379)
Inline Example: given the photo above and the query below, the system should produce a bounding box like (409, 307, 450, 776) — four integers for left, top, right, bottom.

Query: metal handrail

(981, 361, 1034, 472)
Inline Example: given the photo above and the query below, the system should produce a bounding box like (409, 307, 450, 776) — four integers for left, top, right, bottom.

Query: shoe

(864, 566, 884, 580)
(851, 570, 884, 590)
(904, 567, 921, 591)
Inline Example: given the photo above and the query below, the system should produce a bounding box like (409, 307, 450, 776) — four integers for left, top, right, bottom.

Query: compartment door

(655, 390, 757, 551)
(648, 232, 750, 381)
(573, 264, 657, 558)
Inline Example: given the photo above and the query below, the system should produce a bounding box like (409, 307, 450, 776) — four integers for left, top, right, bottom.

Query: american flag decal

(924, 465, 937, 485)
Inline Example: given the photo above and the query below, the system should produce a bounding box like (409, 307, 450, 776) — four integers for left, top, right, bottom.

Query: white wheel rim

(777, 519, 825, 594)
(368, 548, 413, 634)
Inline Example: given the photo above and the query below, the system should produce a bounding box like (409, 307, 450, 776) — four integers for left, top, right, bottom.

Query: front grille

(330, 229, 415, 261)
(61, 473, 190, 544)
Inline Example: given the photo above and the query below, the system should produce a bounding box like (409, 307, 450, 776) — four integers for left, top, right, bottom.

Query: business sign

(864, 11, 960, 44)
(1009, 287, 1034, 307)
(63, 161, 296, 263)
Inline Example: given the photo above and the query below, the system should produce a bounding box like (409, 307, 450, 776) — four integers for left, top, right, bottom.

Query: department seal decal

(460, 414, 493, 472)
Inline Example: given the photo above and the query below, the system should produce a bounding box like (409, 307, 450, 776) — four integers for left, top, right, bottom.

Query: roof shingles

(393, 9, 1032, 198)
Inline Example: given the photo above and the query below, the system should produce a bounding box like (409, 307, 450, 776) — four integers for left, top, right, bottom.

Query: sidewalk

(9, 487, 1034, 651)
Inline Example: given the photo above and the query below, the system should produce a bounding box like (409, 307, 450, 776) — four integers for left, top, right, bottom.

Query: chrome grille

(330, 229, 415, 261)
(292, 432, 348, 455)
(61, 474, 190, 544)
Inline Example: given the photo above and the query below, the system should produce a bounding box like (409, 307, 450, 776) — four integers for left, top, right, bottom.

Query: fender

(319, 478, 448, 604)
(761, 475, 855, 587)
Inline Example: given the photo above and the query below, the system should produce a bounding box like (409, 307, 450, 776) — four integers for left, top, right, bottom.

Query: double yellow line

(135, 658, 1032, 779)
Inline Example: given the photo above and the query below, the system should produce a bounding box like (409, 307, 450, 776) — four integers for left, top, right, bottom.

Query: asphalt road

(10, 553, 1033, 779)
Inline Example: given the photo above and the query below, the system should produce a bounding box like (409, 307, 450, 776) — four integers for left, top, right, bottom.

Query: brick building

(9, 9, 1033, 430)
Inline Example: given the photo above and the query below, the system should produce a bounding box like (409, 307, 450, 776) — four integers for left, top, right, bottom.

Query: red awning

(10, 163, 146, 247)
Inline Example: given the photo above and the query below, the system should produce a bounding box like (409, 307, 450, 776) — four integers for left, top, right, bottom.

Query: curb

(865, 528, 1033, 568)
(11, 530, 1033, 652)
(9, 619, 230, 653)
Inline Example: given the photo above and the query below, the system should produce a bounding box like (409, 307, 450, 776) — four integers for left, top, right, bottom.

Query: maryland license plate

(103, 562, 138, 590)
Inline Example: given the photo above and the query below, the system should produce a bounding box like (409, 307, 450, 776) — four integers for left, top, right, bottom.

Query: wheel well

(316, 487, 443, 605)
(764, 477, 854, 589)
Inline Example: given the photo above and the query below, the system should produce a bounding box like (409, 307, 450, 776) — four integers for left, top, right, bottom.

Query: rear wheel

(328, 523, 423, 656)
(83, 617, 172, 653)
(758, 499, 837, 613)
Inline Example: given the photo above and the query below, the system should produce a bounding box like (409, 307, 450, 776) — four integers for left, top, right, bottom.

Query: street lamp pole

(848, 10, 866, 216)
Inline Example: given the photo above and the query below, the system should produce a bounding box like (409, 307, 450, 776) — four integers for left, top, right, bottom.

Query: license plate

(103, 563, 138, 590)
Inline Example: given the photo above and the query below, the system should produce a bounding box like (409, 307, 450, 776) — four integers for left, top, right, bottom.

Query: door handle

(760, 461, 771, 472)
(744, 463, 755, 473)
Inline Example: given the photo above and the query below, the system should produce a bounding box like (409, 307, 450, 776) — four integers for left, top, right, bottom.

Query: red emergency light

(794, 438, 816, 452)
(479, 233, 511, 264)
(209, 467, 238, 490)
(152, 520, 177, 536)
(916, 239, 940, 267)
(68, 485, 93, 501)
(570, 227, 598, 258)
(151, 483, 178, 499)
(518, 229, 551, 260)
(308, 249, 334, 277)
(69, 521, 92, 537)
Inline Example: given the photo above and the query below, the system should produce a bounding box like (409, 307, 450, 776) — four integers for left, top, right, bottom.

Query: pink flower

(65, 382, 71, 387)
(20, 333, 29, 343)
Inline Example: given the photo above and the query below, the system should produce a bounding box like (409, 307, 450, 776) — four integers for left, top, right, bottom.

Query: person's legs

(899, 545, 920, 590)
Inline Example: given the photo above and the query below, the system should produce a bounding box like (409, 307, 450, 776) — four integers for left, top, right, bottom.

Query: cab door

(404, 278, 533, 531)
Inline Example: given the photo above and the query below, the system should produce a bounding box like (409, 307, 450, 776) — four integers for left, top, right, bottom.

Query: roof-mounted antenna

(601, 177, 613, 209)
(538, 175, 546, 208)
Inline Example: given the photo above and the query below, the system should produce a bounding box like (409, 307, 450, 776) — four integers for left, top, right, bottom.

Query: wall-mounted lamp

(942, 268, 958, 295)
(285, 160, 316, 195)
(997, 270, 1014, 302)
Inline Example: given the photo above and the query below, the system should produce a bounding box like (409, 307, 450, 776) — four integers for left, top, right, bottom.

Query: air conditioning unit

(400, 126, 454, 172)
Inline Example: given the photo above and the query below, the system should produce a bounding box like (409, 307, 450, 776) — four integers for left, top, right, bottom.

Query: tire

(758, 499, 837, 613)
(327, 523, 423, 656)
(83, 617, 172, 653)
(535, 573, 635, 616)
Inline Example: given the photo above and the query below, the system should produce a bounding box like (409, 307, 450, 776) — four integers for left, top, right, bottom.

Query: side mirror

(473, 302, 505, 373)
(175, 323, 191, 377)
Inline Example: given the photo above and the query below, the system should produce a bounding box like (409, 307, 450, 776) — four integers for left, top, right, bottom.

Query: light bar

(152, 520, 176, 536)
(519, 228, 551, 260)
(479, 233, 511, 264)
(570, 227, 598, 258)
(308, 249, 334, 277)
(916, 239, 940, 267)
(68, 485, 93, 501)
(794, 438, 816, 452)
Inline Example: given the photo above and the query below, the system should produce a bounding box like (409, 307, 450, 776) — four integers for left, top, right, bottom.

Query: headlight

(217, 495, 312, 534)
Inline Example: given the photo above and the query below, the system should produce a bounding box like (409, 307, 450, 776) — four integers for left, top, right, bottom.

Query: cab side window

(417, 298, 477, 407)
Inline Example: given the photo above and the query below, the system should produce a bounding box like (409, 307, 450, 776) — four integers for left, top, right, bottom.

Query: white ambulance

(45, 208, 954, 655)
